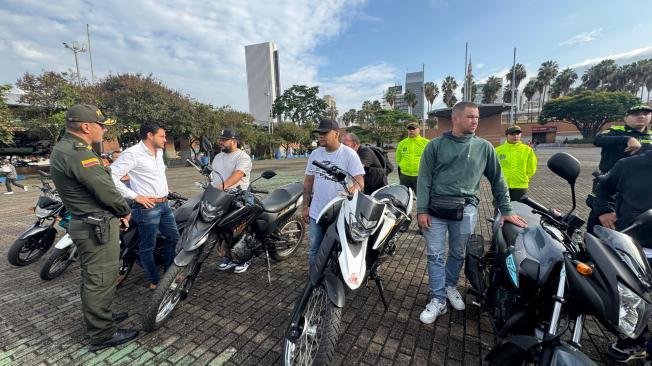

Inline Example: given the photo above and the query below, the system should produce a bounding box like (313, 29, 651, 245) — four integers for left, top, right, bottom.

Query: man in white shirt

(303, 119, 365, 265)
(110, 121, 180, 289)
(211, 128, 254, 273)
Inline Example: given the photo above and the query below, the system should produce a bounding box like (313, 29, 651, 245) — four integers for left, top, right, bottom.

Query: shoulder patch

(609, 126, 625, 131)
(81, 157, 100, 168)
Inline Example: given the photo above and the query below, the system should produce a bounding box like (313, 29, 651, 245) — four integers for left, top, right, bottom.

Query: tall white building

(245, 42, 281, 126)
(405, 71, 424, 120)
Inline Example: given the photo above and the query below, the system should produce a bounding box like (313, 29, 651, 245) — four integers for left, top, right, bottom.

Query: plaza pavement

(0, 147, 645, 365)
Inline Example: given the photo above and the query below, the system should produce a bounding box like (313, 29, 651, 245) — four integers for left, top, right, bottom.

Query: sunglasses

(508, 131, 522, 136)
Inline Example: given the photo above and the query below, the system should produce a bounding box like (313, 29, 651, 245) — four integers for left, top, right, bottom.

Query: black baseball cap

(66, 104, 116, 125)
(219, 128, 239, 140)
(627, 105, 652, 115)
(312, 119, 340, 133)
(505, 125, 522, 135)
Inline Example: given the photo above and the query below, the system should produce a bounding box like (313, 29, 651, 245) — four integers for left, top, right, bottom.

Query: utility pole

(422, 63, 426, 137)
(62, 41, 87, 87)
(463, 42, 468, 102)
(86, 24, 95, 83)
(509, 47, 517, 125)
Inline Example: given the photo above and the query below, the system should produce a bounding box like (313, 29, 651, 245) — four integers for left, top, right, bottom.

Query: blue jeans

(422, 204, 478, 301)
(132, 202, 180, 284)
(308, 218, 324, 266)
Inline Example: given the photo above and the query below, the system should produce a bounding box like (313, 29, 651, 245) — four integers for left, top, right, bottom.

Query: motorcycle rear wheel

(39, 247, 75, 280)
(142, 261, 196, 332)
(270, 214, 305, 261)
(7, 228, 56, 266)
(116, 257, 134, 287)
(282, 285, 342, 366)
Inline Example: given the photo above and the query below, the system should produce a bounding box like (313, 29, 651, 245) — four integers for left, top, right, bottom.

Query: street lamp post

(62, 41, 87, 87)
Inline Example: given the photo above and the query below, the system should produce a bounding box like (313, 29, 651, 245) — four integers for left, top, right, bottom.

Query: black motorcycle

(8, 171, 68, 266)
(464, 152, 652, 365)
(142, 140, 306, 331)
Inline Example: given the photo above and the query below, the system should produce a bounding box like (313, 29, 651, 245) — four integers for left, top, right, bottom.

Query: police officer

(50, 104, 138, 351)
(586, 104, 652, 234)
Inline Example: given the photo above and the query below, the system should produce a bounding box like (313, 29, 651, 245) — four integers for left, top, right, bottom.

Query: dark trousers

(399, 174, 418, 197)
(5, 178, 24, 192)
(509, 188, 528, 202)
(132, 202, 180, 284)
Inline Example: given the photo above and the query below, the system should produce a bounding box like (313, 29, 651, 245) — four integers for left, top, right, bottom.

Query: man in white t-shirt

(211, 128, 254, 273)
(303, 119, 365, 265)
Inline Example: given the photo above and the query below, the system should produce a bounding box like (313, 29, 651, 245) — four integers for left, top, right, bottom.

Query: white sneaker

(234, 261, 250, 274)
(23, 186, 28, 192)
(4, 192, 14, 195)
(419, 298, 447, 324)
(446, 286, 466, 311)
(217, 258, 236, 271)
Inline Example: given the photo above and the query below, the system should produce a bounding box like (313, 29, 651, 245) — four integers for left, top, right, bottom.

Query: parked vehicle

(142, 138, 306, 331)
(282, 160, 413, 365)
(8, 171, 68, 266)
(463, 152, 652, 365)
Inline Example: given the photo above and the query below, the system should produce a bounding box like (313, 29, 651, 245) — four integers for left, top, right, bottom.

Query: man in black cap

(396, 121, 429, 197)
(212, 128, 253, 273)
(49, 104, 138, 351)
(303, 119, 365, 265)
(586, 104, 652, 234)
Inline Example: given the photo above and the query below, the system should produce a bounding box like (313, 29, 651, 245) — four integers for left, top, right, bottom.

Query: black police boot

(89, 329, 139, 352)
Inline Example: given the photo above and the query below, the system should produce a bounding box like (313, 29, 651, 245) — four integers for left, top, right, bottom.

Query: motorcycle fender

(485, 335, 539, 362)
(54, 233, 74, 249)
(550, 342, 597, 366)
(174, 249, 197, 267)
(18, 224, 53, 240)
(322, 269, 345, 308)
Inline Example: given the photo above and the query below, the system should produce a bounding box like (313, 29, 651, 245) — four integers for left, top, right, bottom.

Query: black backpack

(366, 145, 393, 175)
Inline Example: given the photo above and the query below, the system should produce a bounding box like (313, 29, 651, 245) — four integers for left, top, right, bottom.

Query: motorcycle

(142, 138, 306, 331)
(39, 192, 189, 283)
(8, 171, 69, 266)
(463, 152, 652, 365)
(282, 160, 413, 366)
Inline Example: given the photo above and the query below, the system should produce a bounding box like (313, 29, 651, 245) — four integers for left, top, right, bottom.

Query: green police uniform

(49, 105, 131, 345)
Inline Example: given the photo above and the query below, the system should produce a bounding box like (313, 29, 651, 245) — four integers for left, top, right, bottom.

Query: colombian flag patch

(81, 158, 100, 168)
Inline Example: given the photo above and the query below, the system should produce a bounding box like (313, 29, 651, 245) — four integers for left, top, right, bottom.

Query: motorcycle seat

(261, 183, 302, 213)
(372, 185, 411, 212)
(502, 202, 542, 245)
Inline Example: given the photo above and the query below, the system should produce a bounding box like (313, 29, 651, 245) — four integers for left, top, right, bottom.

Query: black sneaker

(608, 340, 646, 363)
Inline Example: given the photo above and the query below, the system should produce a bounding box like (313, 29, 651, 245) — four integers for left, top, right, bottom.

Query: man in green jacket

(495, 125, 538, 202)
(396, 122, 429, 196)
(416, 101, 528, 324)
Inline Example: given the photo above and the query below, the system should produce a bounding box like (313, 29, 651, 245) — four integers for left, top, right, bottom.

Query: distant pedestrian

(1, 159, 28, 195)
(495, 125, 537, 202)
(396, 122, 429, 196)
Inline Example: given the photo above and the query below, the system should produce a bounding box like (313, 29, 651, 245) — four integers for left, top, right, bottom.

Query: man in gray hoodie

(417, 101, 527, 324)
(2, 159, 28, 195)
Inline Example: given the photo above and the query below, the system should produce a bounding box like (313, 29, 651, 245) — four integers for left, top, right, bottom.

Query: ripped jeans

(422, 204, 478, 301)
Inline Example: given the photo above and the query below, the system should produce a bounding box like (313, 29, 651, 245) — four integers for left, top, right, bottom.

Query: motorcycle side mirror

(632, 210, 652, 227)
(547, 152, 581, 186)
(261, 170, 276, 179)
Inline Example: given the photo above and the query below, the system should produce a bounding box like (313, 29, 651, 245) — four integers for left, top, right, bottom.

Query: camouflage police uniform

(49, 105, 132, 346)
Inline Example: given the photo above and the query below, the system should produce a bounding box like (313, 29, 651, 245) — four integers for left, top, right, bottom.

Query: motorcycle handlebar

(312, 160, 347, 182)
(251, 189, 268, 194)
(521, 197, 563, 221)
(167, 192, 188, 201)
(37, 170, 50, 178)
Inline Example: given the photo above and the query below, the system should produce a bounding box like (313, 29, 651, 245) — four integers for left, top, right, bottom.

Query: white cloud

(0, 0, 379, 112)
(558, 28, 602, 47)
(566, 46, 652, 69)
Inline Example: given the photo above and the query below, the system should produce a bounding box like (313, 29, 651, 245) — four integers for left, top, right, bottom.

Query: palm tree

(504, 63, 527, 106)
(537, 60, 559, 106)
(342, 109, 356, 126)
(404, 89, 417, 116)
(441, 76, 458, 108)
(384, 90, 396, 109)
(582, 59, 617, 90)
(371, 100, 382, 111)
(481, 76, 502, 104)
(646, 65, 652, 102)
(461, 79, 477, 103)
(550, 68, 578, 98)
(424, 81, 439, 112)
(523, 79, 537, 122)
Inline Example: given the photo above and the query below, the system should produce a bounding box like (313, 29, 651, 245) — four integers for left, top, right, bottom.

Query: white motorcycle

(282, 160, 413, 366)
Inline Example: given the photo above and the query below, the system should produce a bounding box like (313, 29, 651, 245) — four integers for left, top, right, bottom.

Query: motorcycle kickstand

(264, 247, 272, 284)
(369, 271, 389, 312)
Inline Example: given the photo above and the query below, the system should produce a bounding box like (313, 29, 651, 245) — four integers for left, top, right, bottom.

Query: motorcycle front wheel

(488, 343, 532, 366)
(7, 227, 56, 266)
(142, 258, 197, 332)
(39, 246, 75, 280)
(282, 285, 342, 366)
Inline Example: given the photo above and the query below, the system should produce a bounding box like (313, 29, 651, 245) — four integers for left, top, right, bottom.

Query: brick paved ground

(0, 147, 646, 365)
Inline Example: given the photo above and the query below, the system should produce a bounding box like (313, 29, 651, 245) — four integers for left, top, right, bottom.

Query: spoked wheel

(283, 285, 342, 366)
(7, 228, 56, 266)
(142, 261, 196, 332)
(116, 257, 134, 287)
(270, 214, 305, 261)
(39, 247, 76, 280)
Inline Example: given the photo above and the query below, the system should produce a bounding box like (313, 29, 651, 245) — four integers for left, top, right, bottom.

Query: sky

(1, 0, 651, 115)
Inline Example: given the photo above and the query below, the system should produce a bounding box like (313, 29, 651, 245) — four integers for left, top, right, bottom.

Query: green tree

(646, 64, 652, 102)
(581, 59, 617, 90)
(537, 60, 559, 106)
(503, 63, 527, 105)
(523, 79, 537, 122)
(342, 109, 357, 126)
(274, 122, 309, 153)
(550, 68, 578, 98)
(384, 90, 396, 109)
(424, 81, 439, 112)
(369, 109, 418, 146)
(539, 91, 640, 140)
(442, 76, 458, 108)
(271, 85, 328, 125)
(404, 89, 418, 116)
(482, 76, 502, 104)
(0, 84, 14, 144)
(16, 71, 81, 145)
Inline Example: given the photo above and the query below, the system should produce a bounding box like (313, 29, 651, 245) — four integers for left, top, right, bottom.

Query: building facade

(405, 71, 424, 120)
(245, 42, 281, 126)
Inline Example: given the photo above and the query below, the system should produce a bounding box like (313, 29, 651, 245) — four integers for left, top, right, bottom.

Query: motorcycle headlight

(347, 213, 377, 242)
(35, 206, 52, 218)
(200, 201, 223, 222)
(618, 282, 647, 338)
